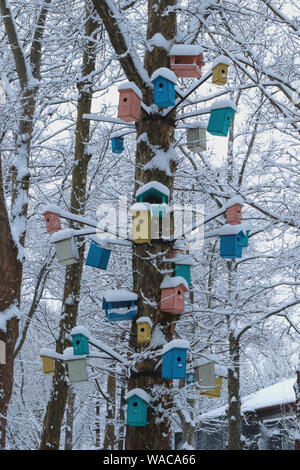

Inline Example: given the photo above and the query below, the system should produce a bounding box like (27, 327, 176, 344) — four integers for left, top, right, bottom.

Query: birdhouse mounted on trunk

(211, 55, 230, 86)
(170, 44, 204, 78)
(43, 210, 62, 233)
(40, 349, 55, 375)
(226, 197, 244, 225)
(111, 136, 124, 154)
(136, 317, 152, 344)
(52, 230, 79, 266)
(173, 254, 194, 286)
(131, 203, 152, 243)
(151, 68, 177, 108)
(85, 237, 112, 270)
(161, 339, 189, 379)
(117, 82, 142, 122)
(219, 224, 247, 259)
(136, 181, 170, 204)
(186, 127, 207, 153)
(70, 326, 90, 356)
(160, 276, 188, 313)
(102, 289, 138, 322)
(125, 388, 151, 427)
(207, 99, 237, 137)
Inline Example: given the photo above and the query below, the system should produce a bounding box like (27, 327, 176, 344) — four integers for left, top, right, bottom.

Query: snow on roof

(170, 44, 203, 56)
(63, 347, 86, 361)
(70, 326, 91, 338)
(40, 348, 55, 358)
(151, 67, 177, 84)
(225, 196, 244, 208)
(51, 228, 75, 243)
(211, 55, 231, 68)
(125, 388, 151, 404)
(210, 99, 237, 112)
(173, 239, 186, 249)
(215, 365, 228, 377)
(219, 224, 247, 236)
(136, 317, 153, 328)
(130, 202, 151, 211)
(160, 275, 189, 291)
(89, 235, 111, 249)
(43, 204, 60, 214)
(174, 254, 194, 266)
(194, 358, 215, 368)
(136, 181, 170, 199)
(110, 130, 125, 139)
(162, 339, 190, 355)
(118, 81, 142, 99)
(103, 289, 138, 303)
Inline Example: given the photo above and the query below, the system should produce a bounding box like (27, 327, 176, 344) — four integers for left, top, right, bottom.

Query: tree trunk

(103, 372, 116, 449)
(227, 333, 242, 450)
(295, 362, 300, 450)
(95, 399, 101, 448)
(64, 390, 75, 450)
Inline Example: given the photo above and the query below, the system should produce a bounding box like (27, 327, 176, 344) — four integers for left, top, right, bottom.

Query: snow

(136, 317, 153, 328)
(89, 235, 111, 249)
(130, 202, 151, 211)
(174, 254, 194, 265)
(143, 146, 180, 176)
(225, 196, 244, 208)
(219, 224, 247, 236)
(150, 67, 177, 84)
(161, 339, 190, 355)
(211, 55, 231, 68)
(70, 326, 91, 339)
(125, 388, 151, 404)
(148, 33, 172, 51)
(118, 81, 142, 99)
(43, 204, 60, 215)
(193, 358, 214, 367)
(215, 365, 228, 378)
(170, 44, 203, 56)
(103, 289, 138, 302)
(210, 99, 237, 111)
(136, 181, 170, 199)
(40, 348, 55, 358)
(160, 275, 189, 290)
(51, 228, 75, 242)
(173, 239, 186, 249)
(63, 347, 86, 361)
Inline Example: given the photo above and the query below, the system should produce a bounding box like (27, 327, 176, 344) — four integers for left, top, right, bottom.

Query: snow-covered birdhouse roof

(103, 289, 138, 303)
(40, 348, 56, 358)
(210, 99, 237, 112)
(51, 228, 75, 243)
(125, 388, 151, 404)
(131, 202, 151, 211)
(136, 317, 153, 328)
(43, 204, 60, 215)
(215, 364, 228, 378)
(89, 235, 111, 249)
(63, 347, 86, 361)
(151, 67, 177, 84)
(219, 224, 247, 236)
(225, 196, 244, 208)
(170, 44, 203, 56)
(160, 275, 189, 291)
(70, 325, 91, 339)
(161, 339, 190, 355)
(118, 81, 142, 99)
(193, 358, 214, 368)
(211, 55, 231, 69)
(173, 239, 186, 250)
(136, 181, 170, 199)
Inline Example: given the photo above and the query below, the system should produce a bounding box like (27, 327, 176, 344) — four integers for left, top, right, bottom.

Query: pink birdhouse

(226, 197, 244, 225)
(117, 82, 142, 122)
(171, 240, 185, 258)
(170, 45, 204, 78)
(160, 276, 188, 314)
(43, 211, 61, 233)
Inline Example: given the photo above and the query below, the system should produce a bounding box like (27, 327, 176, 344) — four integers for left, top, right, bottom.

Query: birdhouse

(117, 82, 142, 122)
(151, 68, 177, 108)
(194, 359, 216, 388)
(40, 349, 55, 375)
(136, 181, 170, 205)
(160, 276, 188, 313)
(52, 230, 79, 266)
(43, 211, 61, 233)
(226, 197, 244, 225)
(219, 224, 246, 259)
(186, 371, 195, 385)
(161, 339, 189, 379)
(102, 289, 138, 322)
(70, 326, 90, 356)
(212, 55, 230, 86)
(136, 317, 152, 344)
(174, 254, 194, 286)
(171, 240, 185, 257)
(170, 44, 204, 78)
(186, 127, 207, 153)
(0, 340, 5, 365)
(151, 203, 168, 218)
(200, 377, 223, 398)
(67, 358, 88, 384)
(207, 100, 237, 137)
(85, 237, 112, 270)
(111, 136, 124, 154)
(131, 203, 152, 243)
(125, 388, 151, 427)
(242, 230, 250, 248)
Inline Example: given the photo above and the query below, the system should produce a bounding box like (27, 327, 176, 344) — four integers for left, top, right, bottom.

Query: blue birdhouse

(111, 136, 124, 154)
(219, 224, 246, 259)
(136, 181, 170, 204)
(241, 230, 250, 248)
(186, 372, 195, 385)
(70, 326, 90, 356)
(125, 388, 151, 427)
(86, 238, 111, 270)
(207, 100, 237, 137)
(161, 339, 189, 379)
(151, 68, 177, 108)
(102, 289, 138, 322)
(174, 254, 193, 286)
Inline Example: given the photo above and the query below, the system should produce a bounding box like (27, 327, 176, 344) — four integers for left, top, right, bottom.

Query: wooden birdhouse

(70, 326, 90, 356)
(212, 55, 230, 86)
(40, 349, 55, 375)
(102, 289, 138, 322)
(136, 181, 170, 204)
(174, 254, 194, 286)
(186, 127, 207, 153)
(125, 388, 151, 427)
(0, 340, 5, 365)
(85, 237, 112, 270)
(161, 339, 189, 379)
(226, 197, 244, 225)
(207, 99, 237, 137)
(117, 82, 142, 122)
(136, 317, 152, 344)
(67, 358, 88, 384)
(194, 359, 216, 389)
(52, 230, 79, 266)
(171, 240, 185, 257)
(170, 44, 204, 78)
(219, 224, 246, 259)
(201, 376, 223, 398)
(242, 229, 250, 248)
(131, 203, 152, 243)
(111, 136, 124, 154)
(43, 210, 61, 233)
(151, 203, 169, 219)
(160, 276, 188, 313)
(151, 68, 177, 108)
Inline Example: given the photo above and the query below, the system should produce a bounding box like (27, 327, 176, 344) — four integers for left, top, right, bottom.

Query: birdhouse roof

(162, 339, 190, 355)
(225, 196, 244, 208)
(136, 317, 153, 328)
(51, 228, 75, 243)
(43, 204, 60, 215)
(103, 289, 138, 303)
(170, 44, 203, 56)
(211, 55, 231, 68)
(193, 358, 215, 368)
(210, 99, 237, 112)
(174, 254, 194, 265)
(40, 348, 55, 358)
(63, 347, 86, 361)
(110, 130, 125, 139)
(219, 224, 247, 236)
(151, 67, 177, 84)
(173, 239, 186, 250)
(136, 181, 170, 199)
(131, 202, 151, 211)
(89, 235, 111, 249)
(70, 325, 91, 339)
(160, 275, 189, 291)
(118, 81, 142, 99)
(215, 364, 228, 378)
(125, 388, 151, 404)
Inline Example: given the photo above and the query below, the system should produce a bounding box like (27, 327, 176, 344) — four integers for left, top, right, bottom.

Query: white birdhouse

(194, 359, 216, 388)
(52, 230, 79, 266)
(67, 358, 88, 383)
(186, 128, 207, 153)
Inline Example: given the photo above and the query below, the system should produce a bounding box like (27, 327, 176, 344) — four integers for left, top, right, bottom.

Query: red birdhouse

(43, 211, 61, 233)
(160, 276, 188, 314)
(170, 45, 204, 78)
(171, 240, 185, 258)
(117, 82, 142, 122)
(226, 197, 244, 225)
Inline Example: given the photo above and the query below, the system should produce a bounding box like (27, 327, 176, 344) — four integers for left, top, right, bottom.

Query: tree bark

(227, 333, 242, 450)
(64, 390, 75, 450)
(103, 372, 116, 449)
(295, 361, 300, 450)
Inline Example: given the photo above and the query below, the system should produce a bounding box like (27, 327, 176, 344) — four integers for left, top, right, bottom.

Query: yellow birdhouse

(201, 376, 223, 398)
(40, 353, 55, 375)
(212, 56, 230, 86)
(136, 317, 152, 344)
(132, 203, 151, 243)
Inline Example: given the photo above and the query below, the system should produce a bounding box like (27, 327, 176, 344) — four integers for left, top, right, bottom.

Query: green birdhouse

(125, 388, 151, 427)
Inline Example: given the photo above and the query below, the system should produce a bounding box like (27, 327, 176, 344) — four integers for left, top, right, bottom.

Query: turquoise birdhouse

(207, 100, 237, 137)
(136, 181, 170, 204)
(219, 224, 247, 259)
(151, 67, 177, 108)
(102, 289, 138, 322)
(125, 388, 151, 427)
(70, 326, 90, 356)
(161, 339, 189, 379)
(151, 203, 168, 218)
(85, 237, 111, 270)
(241, 229, 250, 248)
(174, 254, 194, 286)
(111, 136, 124, 154)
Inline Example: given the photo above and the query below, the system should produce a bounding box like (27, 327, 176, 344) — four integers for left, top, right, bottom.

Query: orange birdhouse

(43, 211, 61, 233)
(170, 45, 204, 78)
(160, 276, 188, 314)
(226, 197, 244, 225)
(118, 82, 142, 122)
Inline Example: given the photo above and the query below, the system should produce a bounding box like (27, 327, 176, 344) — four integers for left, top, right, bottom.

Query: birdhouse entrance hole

(123, 97, 127, 102)
(177, 356, 181, 362)
(141, 327, 145, 332)
(133, 402, 138, 407)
